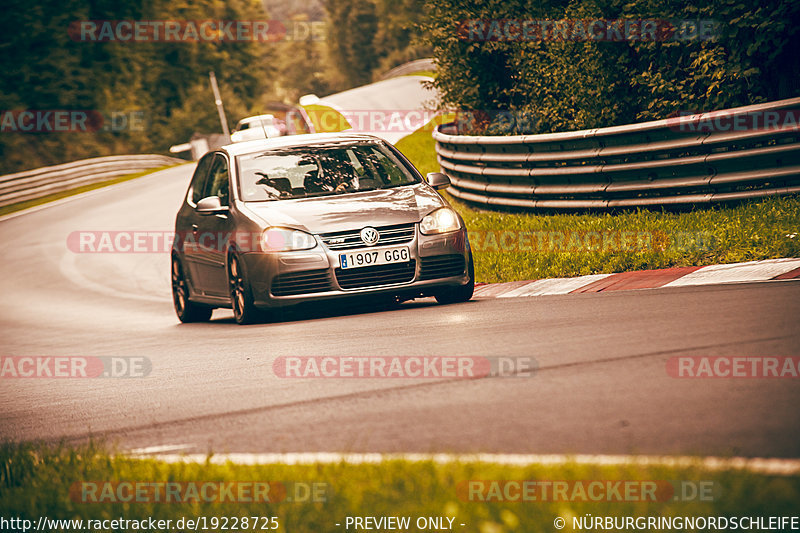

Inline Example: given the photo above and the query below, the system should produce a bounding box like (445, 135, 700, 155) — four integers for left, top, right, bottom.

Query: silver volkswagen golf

(171, 133, 474, 324)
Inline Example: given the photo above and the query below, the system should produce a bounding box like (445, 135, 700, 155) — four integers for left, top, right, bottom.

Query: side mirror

(426, 172, 450, 190)
(196, 196, 228, 215)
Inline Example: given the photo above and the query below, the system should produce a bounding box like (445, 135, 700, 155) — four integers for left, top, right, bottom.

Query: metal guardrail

(0, 154, 184, 208)
(433, 97, 800, 209)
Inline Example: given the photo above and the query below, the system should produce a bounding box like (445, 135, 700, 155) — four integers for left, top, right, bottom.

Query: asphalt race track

(1, 164, 799, 457)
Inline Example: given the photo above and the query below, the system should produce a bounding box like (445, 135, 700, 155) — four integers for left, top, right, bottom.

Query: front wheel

(228, 252, 264, 325)
(434, 251, 475, 305)
(171, 255, 213, 323)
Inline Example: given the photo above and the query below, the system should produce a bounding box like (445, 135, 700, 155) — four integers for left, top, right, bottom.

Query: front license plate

(339, 246, 410, 269)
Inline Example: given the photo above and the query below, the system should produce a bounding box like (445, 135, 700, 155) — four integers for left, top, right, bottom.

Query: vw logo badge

(360, 227, 380, 246)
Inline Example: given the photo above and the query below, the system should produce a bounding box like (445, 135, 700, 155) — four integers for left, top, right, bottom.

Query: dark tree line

(0, 0, 431, 173)
(323, 0, 429, 88)
(0, 0, 271, 173)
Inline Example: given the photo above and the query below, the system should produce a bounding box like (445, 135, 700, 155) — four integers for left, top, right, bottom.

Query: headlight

(420, 207, 461, 235)
(260, 227, 317, 252)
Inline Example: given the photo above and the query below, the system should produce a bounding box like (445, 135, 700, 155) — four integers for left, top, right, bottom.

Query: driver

(304, 151, 358, 193)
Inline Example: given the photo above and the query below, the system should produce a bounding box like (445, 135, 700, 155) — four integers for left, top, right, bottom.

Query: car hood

(241, 184, 445, 233)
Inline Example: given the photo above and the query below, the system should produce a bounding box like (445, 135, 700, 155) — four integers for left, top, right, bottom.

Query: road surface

(1, 165, 798, 457)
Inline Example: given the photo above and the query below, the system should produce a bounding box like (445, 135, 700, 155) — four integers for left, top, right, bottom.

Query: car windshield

(236, 141, 419, 201)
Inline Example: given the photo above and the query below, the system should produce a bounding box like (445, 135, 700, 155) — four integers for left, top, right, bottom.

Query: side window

(202, 154, 230, 206)
(189, 153, 215, 205)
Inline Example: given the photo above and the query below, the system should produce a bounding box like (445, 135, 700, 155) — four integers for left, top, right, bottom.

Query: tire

(434, 251, 475, 305)
(171, 255, 213, 323)
(227, 252, 264, 325)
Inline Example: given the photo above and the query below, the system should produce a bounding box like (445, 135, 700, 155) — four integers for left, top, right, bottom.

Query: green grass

(452, 196, 800, 283)
(0, 164, 183, 217)
(2, 442, 798, 531)
(301, 104, 352, 133)
(392, 120, 800, 283)
(395, 113, 454, 177)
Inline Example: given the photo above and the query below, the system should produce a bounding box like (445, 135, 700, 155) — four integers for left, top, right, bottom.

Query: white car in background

(231, 114, 284, 142)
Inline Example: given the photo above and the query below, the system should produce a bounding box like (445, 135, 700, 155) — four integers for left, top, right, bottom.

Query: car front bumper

(241, 227, 470, 309)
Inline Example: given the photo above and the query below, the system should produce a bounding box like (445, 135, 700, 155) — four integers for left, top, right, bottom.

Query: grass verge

(1, 442, 798, 531)
(395, 113, 454, 177)
(0, 164, 184, 218)
(451, 196, 800, 283)
(392, 121, 800, 283)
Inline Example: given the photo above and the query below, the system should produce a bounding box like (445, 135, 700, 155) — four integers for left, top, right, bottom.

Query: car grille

(271, 269, 332, 296)
(418, 255, 465, 280)
(335, 260, 416, 289)
(319, 223, 415, 250)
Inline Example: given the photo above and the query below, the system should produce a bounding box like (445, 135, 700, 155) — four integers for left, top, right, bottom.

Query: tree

(421, 0, 800, 134)
(324, 0, 378, 86)
(0, 0, 273, 173)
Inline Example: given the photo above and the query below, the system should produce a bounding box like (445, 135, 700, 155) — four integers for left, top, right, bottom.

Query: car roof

(221, 132, 387, 156)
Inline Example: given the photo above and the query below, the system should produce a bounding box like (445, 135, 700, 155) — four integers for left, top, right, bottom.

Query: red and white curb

(474, 258, 800, 298)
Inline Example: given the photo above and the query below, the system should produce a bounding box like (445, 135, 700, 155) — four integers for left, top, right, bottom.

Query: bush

(421, 0, 800, 134)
